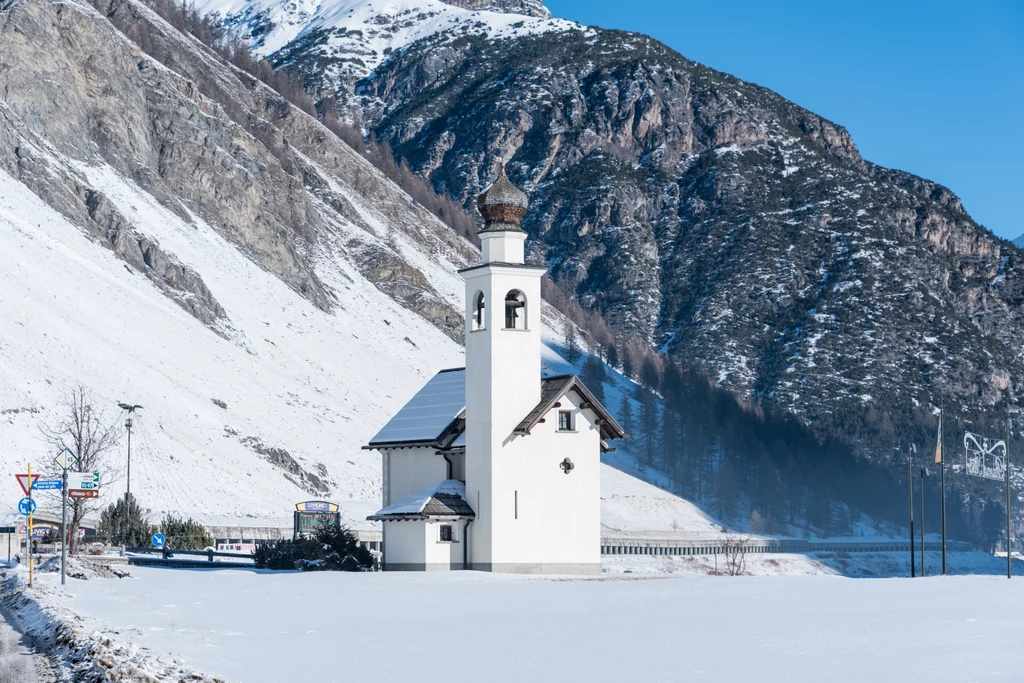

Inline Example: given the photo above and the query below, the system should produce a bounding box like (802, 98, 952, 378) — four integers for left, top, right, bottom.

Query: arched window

(504, 290, 526, 330)
(472, 291, 485, 331)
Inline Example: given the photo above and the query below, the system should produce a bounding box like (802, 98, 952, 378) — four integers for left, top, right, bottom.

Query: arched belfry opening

(504, 289, 526, 330)
(473, 291, 486, 331)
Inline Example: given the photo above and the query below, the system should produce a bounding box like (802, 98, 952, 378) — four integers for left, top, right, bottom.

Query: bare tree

(721, 530, 751, 576)
(40, 385, 121, 554)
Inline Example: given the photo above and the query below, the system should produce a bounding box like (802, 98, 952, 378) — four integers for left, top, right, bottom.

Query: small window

(504, 289, 526, 329)
(472, 291, 485, 331)
(558, 410, 573, 431)
(439, 524, 454, 542)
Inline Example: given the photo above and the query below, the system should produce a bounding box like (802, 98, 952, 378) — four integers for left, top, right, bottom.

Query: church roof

(368, 480, 475, 521)
(513, 375, 627, 442)
(365, 368, 626, 452)
(477, 163, 528, 233)
(364, 368, 465, 449)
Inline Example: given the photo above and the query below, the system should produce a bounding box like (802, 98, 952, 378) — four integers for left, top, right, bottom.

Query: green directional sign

(70, 472, 100, 490)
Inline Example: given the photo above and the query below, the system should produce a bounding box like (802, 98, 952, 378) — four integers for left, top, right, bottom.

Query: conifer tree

(564, 323, 582, 363)
(579, 353, 607, 403)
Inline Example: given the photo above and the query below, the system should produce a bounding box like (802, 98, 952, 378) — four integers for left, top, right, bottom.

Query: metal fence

(600, 539, 974, 556)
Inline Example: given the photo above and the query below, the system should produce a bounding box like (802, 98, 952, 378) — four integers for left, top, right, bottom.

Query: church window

(472, 291, 485, 331)
(504, 290, 526, 329)
(439, 524, 455, 542)
(558, 410, 573, 431)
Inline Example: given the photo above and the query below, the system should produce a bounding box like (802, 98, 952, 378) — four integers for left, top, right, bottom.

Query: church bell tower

(461, 162, 546, 570)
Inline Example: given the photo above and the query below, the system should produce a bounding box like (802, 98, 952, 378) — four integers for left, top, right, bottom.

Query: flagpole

(940, 408, 947, 575)
(1007, 415, 1012, 579)
(908, 444, 915, 578)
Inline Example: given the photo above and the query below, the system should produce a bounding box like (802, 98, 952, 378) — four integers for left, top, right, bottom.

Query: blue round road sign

(151, 532, 165, 548)
(17, 497, 36, 515)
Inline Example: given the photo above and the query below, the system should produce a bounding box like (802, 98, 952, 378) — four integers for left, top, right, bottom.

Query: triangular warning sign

(15, 474, 39, 496)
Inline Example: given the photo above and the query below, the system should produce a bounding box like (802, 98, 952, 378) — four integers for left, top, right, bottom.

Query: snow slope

(0, 165, 461, 526)
(36, 566, 1024, 682)
(1, 164, 712, 535)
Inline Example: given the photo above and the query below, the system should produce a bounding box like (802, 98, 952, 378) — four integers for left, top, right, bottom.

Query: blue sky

(546, 0, 1023, 240)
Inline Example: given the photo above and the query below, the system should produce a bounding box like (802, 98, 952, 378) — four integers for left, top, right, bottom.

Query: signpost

(53, 449, 81, 586)
(152, 533, 166, 549)
(15, 473, 39, 496)
(293, 501, 341, 538)
(33, 479, 62, 491)
(68, 472, 100, 500)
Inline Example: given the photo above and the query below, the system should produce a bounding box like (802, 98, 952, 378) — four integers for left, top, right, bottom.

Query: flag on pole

(934, 410, 943, 463)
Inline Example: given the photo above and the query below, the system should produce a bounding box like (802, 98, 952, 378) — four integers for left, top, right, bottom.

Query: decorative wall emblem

(560, 457, 574, 475)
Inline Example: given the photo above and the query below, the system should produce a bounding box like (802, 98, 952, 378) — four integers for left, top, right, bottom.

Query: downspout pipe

(463, 518, 472, 571)
(442, 453, 454, 480)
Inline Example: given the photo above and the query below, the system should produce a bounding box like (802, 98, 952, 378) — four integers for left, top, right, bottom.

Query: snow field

(39, 566, 1024, 683)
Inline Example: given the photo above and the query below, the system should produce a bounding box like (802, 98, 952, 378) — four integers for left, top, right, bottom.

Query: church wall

(384, 519, 468, 571)
(382, 520, 427, 570)
(483, 389, 601, 574)
(387, 448, 449, 503)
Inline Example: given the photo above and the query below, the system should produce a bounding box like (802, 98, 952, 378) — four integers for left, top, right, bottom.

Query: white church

(365, 166, 625, 574)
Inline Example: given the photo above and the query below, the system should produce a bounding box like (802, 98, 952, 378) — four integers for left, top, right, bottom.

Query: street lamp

(118, 403, 142, 502)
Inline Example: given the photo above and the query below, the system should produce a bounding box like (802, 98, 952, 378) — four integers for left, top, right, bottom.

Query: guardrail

(123, 547, 255, 568)
(600, 539, 974, 556)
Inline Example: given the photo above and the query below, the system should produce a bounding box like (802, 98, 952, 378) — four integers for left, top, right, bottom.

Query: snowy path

(40, 567, 1024, 682)
(0, 607, 49, 683)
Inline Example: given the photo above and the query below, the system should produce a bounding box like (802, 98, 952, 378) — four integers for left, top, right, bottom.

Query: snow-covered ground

(25, 565, 1024, 682)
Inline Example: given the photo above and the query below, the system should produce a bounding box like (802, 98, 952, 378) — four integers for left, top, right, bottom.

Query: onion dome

(477, 161, 528, 232)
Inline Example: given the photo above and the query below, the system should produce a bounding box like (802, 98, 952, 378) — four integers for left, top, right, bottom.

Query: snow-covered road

(39, 567, 1024, 682)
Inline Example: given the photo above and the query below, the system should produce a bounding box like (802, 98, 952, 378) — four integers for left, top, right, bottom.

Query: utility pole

(118, 403, 142, 502)
(908, 444, 916, 578)
(920, 466, 927, 578)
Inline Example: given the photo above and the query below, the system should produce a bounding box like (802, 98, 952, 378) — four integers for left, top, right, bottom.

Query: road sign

(0, 527, 14, 534)
(70, 472, 100, 490)
(15, 474, 40, 496)
(17, 497, 36, 515)
(54, 448, 77, 470)
(68, 489, 98, 499)
(152, 533, 165, 548)
(33, 479, 62, 491)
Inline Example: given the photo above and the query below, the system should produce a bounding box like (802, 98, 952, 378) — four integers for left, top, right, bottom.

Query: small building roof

(365, 368, 465, 449)
(368, 480, 475, 521)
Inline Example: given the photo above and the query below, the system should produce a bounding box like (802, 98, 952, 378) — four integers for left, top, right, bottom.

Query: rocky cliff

(354, 27, 1024, 443)
(0, 0, 475, 342)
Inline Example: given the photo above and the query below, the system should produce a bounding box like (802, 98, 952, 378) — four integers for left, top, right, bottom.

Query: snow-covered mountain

(0, 0, 709, 536)
(197, 0, 579, 92)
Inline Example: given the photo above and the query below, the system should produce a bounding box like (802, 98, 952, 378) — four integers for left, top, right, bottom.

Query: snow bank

(0, 567, 219, 682)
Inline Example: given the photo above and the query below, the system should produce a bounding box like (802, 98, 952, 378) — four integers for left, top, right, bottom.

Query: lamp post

(118, 403, 142, 503)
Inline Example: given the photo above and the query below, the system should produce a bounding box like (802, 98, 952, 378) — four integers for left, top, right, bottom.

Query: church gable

(514, 375, 626, 442)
